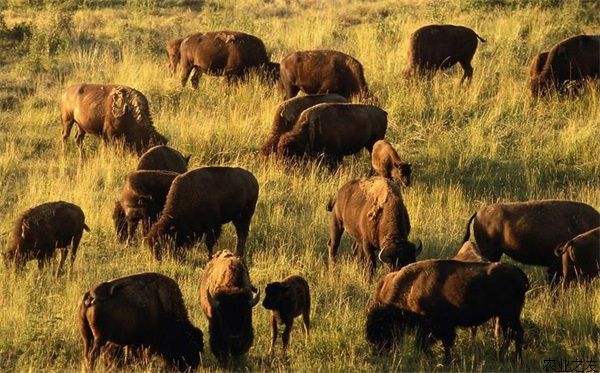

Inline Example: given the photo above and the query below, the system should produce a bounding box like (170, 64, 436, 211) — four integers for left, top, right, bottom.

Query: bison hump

(359, 178, 399, 220)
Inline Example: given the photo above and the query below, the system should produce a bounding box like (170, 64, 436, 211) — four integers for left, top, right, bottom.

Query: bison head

(206, 288, 260, 343)
(276, 133, 306, 159)
(378, 239, 422, 271)
(161, 320, 203, 370)
(262, 282, 289, 310)
(391, 162, 412, 188)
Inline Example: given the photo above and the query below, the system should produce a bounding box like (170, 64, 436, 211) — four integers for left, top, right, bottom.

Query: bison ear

(184, 155, 191, 164)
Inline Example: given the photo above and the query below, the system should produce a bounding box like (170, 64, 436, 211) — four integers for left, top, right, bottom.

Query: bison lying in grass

(554, 226, 600, 286)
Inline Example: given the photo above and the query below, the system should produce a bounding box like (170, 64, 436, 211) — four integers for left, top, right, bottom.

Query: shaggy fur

(371, 140, 412, 187)
(137, 145, 189, 173)
(528, 51, 549, 87)
(554, 227, 600, 286)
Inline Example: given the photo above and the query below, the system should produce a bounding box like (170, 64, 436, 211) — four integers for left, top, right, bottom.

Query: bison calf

(371, 140, 412, 187)
(262, 275, 311, 354)
(554, 227, 600, 286)
(137, 145, 189, 173)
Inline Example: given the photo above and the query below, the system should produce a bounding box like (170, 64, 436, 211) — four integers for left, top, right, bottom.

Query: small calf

(555, 227, 600, 286)
(262, 275, 311, 354)
(371, 140, 412, 187)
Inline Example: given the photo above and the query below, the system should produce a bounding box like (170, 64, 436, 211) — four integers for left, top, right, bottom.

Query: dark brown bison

(260, 94, 348, 157)
(403, 24, 486, 83)
(113, 170, 179, 243)
(463, 200, 600, 286)
(366, 260, 528, 364)
(78, 272, 203, 371)
(554, 227, 600, 286)
(371, 140, 412, 187)
(277, 103, 387, 168)
(61, 84, 167, 156)
(262, 275, 311, 355)
(137, 145, 189, 173)
(279, 50, 371, 99)
(178, 31, 279, 87)
(199, 250, 260, 363)
(528, 51, 549, 87)
(3, 201, 89, 275)
(327, 177, 421, 280)
(146, 167, 259, 260)
(530, 34, 600, 97)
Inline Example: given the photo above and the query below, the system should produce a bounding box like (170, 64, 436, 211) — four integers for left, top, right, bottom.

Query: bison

(78, 272, 203, 371)
(366, 259, 528, 364)
(146, 167, 259, 260)
(167, 36, 185, 74)
(528, 51, 549, 88)
(530, 34, 600, 97)
(463, 199, 600, 286)
(327, 176, 421, 280)
(60, 84, 167, 156)
(554, 226, 600, 286)
(137, 145, 189, 173)
(262, 275, 311, 355)
(371, 140, 412, 187)
(178, 31, 279, 87)
(403, 24, 486, 83)
(276, 103, 387, 168)
(113, 170, 179, 243)
(279, 50, 371, 100)
(199, 250, 260, 363)
(3, 201, 89, 275)
(260, 94, 348, 157)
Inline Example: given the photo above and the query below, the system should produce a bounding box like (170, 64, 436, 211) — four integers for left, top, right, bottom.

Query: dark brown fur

(371, 140, 412, 187)
(137, 145, 189, 173)
(554, 227, 600, 286)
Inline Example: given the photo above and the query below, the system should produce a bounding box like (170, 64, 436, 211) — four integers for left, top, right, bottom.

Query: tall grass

(0, 0, 598, 371)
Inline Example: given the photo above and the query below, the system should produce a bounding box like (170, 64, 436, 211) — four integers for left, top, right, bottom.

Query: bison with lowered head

(200, 250, 260, 363)
(371, 140, 412, 187)
(61, 84, 167, 156)
(463, 199, 599, 286)
(113, 170, 179, 243)
(530, 34, 600, 97)
(261, 94, 348, 157)
(277, 103, 387, 168)
(178, 31, 279, 87)
(403, 24, 486, 83)
(279, 50, 372, 100)
(146, 167, 259, 260)
(137, 145, 189, 173)
(554, 226, 600, 286)
(528, 51, 548, 88)
(366, 259, 528, 364)
(327, 176, 421, 280)
(3, 201, 89, 275)
(78, 272, 203, 371)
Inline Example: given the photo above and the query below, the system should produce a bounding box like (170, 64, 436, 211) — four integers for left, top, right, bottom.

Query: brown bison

(137, 145, 189, 173)
(528, 51, 549, 87)
(167, 36, 185, 74)
(327, 177, 421, 280)
(463, 199, 600, 286)
(113, 170, 179, 243)
(260, 94, 348, 157)
(403, 24, 486, 83)
(199, 250, 260, 363)
(178, 31, 279, 87)
(3, 201, 89, 275)
(78, 272, 203, 371)
(279, 50, 371, 99)
(371, 140, 412, 187)
(277, 103, 387, 168)
(60, 84, 167, 156)
(554, 227, 600, 286)
(530, 34, 600, 97)
(366, 259, 528, 364)
(262, 275, 311, 355)
(146, 167, 259, 260)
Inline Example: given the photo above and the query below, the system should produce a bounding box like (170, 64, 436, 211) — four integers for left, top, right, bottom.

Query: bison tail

(462, 212, 477, 243)
(83, 223, 91, 232)
(475, 33, 486, 43)
(365, 302, 407, 352)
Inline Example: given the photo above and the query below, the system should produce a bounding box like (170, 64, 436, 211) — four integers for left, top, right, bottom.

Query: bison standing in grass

(137, 145, 189, 173)
(371, 140, 412, 187)
(403, 24, 486, 83)
(554, 227, 600, 286)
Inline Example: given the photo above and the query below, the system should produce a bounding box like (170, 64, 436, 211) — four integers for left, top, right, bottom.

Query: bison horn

(415, 240, 423, 256)
(554, 243, 568, 257)
(206, 289, 219, 309)
(378, 248, 386, 263)
(249, 288, 260, 307)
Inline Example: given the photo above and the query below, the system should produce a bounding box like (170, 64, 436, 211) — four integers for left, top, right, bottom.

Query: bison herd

(2, 22, 599, 371)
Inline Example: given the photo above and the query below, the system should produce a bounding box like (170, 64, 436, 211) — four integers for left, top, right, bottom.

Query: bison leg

(75, 127, 86, 159)
(327, 215, 344, 267)
(88, 338, 107, 370)
(439, 327, 456, 365)
(362, 242, 377, 281)
(233, 216, 251, 257)
(190, 67, 202, 89)
(302, 307, 310, 338)
(56, 248, 68, 277)
(269, 313, 278, 355)
(69, 232, 83, 272)
(205, 225, 222, 259)
(282, 83, 300, 100)
(281, 318, 294, 354)
(61, 112, 75, 145)
(459, 61, 474, 84)
(498, 315, 524, 363)
(180, 60, 194, 88)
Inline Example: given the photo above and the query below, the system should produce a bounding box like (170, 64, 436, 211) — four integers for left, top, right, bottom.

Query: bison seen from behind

(554, 227, 600, 286)
(137, 145, 189, 173)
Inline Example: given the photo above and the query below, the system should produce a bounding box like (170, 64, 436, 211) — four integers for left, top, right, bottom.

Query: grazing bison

(3, 201, 89, 275)
(277, 103, 387, 168)
(78, 272, 203, 371)
(463, 200, 600, 286)
(113, 170, 179, 243)
(528, 51, 549, 87)
(146, 167, 259, 260)
(200, 250, 260, 363)
(366, 259, 528, 364)
(137, 145, 189, 173)
(260, 94, 348, 157)
(554, 227, 600, 286)
(371, 140, 412, 187)
(60, 84, 167, 156)
(530, 34, 600, 97)
(279, 50, 371, 100)
(327, 176, 421, 280)
(262, 275, 311, 355)
(403, 24, 486, 83)
(178, 31, 279, 87)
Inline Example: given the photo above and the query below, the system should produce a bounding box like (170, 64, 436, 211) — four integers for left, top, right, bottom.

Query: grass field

(0, 0, 599, 371)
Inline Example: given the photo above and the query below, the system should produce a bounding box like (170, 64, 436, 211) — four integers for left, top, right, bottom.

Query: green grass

(0, 0, 599, 371)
